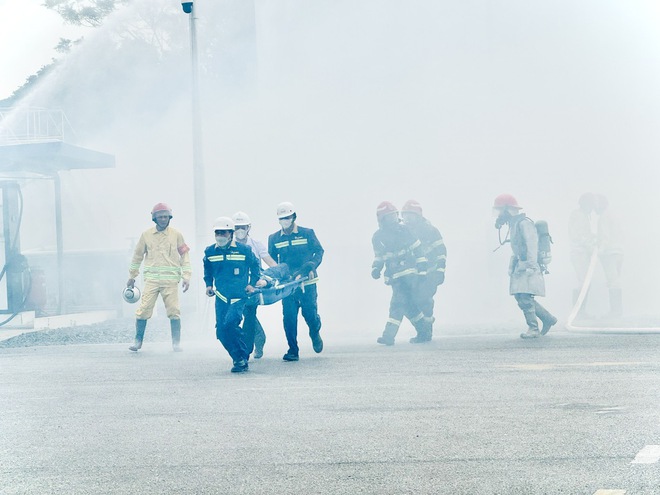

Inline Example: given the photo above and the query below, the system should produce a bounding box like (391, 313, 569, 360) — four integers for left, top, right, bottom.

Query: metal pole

(53, 173, 64, 315)
(189, 5, 206, 255)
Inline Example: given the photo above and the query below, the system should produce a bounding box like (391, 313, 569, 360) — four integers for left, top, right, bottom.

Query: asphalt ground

(2, 327, 660, 494)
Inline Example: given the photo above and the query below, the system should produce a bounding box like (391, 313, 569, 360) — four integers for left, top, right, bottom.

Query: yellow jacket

(129, 226, 192, 284)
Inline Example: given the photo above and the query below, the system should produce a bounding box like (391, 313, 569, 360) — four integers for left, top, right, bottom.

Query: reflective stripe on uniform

(213, 290, 241, 304)
(410, 313, 424, 323)
(431, 239, 445, 248)
(225, 254, 246, 261)
(291, 239, 308, 246)
(391, 268, 416, 279)
(207, 255, 224, 262)
(274, 241, 289, 249)
(387, 318, 401, 326)
(143, 266, 182, 280)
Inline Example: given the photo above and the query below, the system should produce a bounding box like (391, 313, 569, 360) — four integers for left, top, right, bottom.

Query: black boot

(129, 319, 147, 351)
(520, 310, 540, 339)
(410, 317, 433, 344)
(377, 320, 399, 346)
(171, 319, 182, 352)
(535, 302, 557, 336)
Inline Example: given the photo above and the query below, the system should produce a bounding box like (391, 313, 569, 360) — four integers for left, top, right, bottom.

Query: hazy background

(6, 0, 660, 340)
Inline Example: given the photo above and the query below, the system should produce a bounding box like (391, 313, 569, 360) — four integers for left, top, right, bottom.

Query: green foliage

(43, 0, 126, 27)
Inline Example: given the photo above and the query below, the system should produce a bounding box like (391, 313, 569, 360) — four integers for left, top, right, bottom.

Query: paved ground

(2, 327, 660, 494)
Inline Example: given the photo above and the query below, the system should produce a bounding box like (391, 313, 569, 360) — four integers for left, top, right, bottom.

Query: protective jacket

(268, 226, 324, 283)
(405, 219, 446, 285)
(203, 241, 261, 301)
(508, 214, 545, 296)
(597, 209, 624, 256)
(372, 223, 427, 284)
(129, 226, 191, 284)
(568, 209, 595, 255)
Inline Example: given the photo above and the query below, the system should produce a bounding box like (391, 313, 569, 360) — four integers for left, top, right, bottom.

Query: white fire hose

(566, 248, 660, 333)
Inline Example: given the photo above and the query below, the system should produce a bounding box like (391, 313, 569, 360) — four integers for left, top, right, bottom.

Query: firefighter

(127, 203, 191, 352)
(594, 194, 624, 317)
(232, 211, 277, 359)
(372, 201, 432, 345)
(400, 200, 447, 339)
(568, 193, 596, 317)
(267, 202, 324, 362)
(203, 217, 264, 373)
(493, 194, 557, 339)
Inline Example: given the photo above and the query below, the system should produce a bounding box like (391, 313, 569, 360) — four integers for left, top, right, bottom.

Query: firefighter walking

(372, 201, 432, 345)
(267, 202, 324, 362)
(203, 217, 264, 373)
(400, 199, 447, 340)
(492, 194, 557, 339)
(127, 203, 191, 352)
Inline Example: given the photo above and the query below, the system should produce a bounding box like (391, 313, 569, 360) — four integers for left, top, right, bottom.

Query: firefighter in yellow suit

(126, 203, 192, 352)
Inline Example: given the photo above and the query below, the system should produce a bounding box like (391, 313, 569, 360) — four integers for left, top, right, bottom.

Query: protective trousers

(135, 280, 180, 320)
(416, 275, 439, 320)
(382, 277, 427, 341)
(281, 284, 321, 355)
(242, 303, 266, 355)
(215, 297, 249, 363)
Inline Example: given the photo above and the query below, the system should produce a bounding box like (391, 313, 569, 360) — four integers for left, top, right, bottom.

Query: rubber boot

(608, 288, 623, 317)
(377, 320, 399, 346)
(520, 310, 540, 339)
(410, 316, 433, 344)
(535, 302, 557, 336)
(129, 319, 147, 351)
(171, 319, 182, 352)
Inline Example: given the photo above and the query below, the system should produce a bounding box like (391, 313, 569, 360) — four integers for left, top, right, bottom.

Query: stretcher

(246, 264, 309, 306)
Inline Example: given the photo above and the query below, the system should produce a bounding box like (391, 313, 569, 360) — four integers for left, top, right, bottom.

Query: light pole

(181, 1, 206, 257)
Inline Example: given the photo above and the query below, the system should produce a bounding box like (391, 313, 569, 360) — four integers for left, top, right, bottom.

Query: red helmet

(376, 201, 398, 219)
(151, 202, 173, 219)
(493, 194, 521, 209)
(401, 199, 423, 216)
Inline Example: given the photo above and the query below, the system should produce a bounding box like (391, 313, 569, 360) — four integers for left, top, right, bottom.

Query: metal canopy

(0, 141, 115, 173)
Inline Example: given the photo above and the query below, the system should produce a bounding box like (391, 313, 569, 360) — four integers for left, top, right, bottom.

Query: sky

(0, 0, 88, 99)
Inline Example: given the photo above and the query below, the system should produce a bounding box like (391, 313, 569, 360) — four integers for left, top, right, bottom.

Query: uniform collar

(280, 224, 299, 236)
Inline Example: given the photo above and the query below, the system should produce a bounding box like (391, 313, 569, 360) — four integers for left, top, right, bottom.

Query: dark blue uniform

(405, 219, 447, 323)
(372, 222, 431, 343)
(268, 225, 324, 357)
(203, 241, 261, 363)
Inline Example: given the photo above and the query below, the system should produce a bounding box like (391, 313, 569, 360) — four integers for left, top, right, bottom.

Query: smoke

(8, 0, 660, 338)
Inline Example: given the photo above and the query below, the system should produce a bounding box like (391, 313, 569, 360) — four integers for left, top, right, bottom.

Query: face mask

(234, 229, 248, 240)
(279, 218, 293, 230)
(215, 235, 230, 247)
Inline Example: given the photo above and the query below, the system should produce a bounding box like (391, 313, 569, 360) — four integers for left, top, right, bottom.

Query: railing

(0, 107, 74, 145)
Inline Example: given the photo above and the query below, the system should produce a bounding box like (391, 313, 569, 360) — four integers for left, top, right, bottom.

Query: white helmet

(276, 202, 295, 219)
(232, 211, 251, 227)
(213, 216, 234, 231)
(122, 286, 141, 304)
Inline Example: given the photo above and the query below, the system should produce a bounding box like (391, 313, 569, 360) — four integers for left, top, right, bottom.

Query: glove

(301, 262, 316, 276)
(371, 267, 381, 280)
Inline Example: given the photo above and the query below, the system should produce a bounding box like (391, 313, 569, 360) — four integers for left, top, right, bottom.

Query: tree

(43, 0, 126, 27)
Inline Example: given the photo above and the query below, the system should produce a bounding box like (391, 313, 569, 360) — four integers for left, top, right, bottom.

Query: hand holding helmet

(122, 285, 141, 304)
